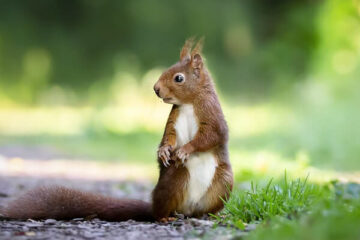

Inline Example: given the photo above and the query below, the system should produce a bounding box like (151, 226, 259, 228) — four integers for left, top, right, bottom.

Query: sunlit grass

(213, 174, 326, 228)
(0, 157, 158, 181)
(0, 75, 360, 182)
(245, 181, 360, 240)
(230, 149, 341, 183)
(1, 97, 360, 183)
(0, 107, 89, 135)
(211, 175, 360, 240)
(0, 100, 281, 137)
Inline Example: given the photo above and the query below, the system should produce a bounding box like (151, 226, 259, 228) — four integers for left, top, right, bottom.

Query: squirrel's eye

(174, 74, 184, 83)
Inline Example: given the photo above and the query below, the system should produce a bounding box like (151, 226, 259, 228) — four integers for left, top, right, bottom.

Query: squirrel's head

(154, 38, 206, 105)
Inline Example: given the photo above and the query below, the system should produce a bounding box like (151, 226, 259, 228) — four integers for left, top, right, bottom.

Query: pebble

(44, 219, 57, 225)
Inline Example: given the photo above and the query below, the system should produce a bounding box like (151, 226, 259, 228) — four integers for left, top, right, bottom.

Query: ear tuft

(180, 37, 195, 62)
(190, 37, 204, 70)
(180, 37, 205, 67)
(191, 37, 204, 56)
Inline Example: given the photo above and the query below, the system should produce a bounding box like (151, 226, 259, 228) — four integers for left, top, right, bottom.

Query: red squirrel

(1, 38, 233, 222)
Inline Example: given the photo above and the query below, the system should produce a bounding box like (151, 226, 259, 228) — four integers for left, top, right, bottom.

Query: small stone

(187, 218, 213, 227)
(26, 222, 43, 228)
(44, 219, 57, 224)
(60, 223, 71, 228)
(22, 226, 29, 231)
(77, 224, 91, 229)
(25, 231, 36, 236)
(27, 219, 38, 223)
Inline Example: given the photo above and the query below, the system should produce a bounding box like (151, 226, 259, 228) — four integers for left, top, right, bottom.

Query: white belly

(174, 104, 217, 215)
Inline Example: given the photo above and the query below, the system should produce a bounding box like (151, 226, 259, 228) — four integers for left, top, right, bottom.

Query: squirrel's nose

(154, 86, 160, 97)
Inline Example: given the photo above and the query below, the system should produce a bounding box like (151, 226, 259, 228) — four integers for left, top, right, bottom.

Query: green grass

(0, 131, 160, 163)
(229, 98, 360, 172)
(213, 176, 360, 240)
(247, 181, 360, 240)
(1, 93, 360, 175)
(213, 174, 326, 228)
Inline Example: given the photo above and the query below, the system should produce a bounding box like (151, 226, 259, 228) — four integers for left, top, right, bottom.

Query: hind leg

(152, 164, 189, 221)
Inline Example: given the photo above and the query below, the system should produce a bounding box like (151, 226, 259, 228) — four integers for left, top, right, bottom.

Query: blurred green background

(0, 0, 359, 182)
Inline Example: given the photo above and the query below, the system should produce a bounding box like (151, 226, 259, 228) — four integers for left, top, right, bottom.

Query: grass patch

(214, 174, 326, 228)
(0, 131, 160, 163)
(213, 176, 360, 240)
(247, 181, 360, 240)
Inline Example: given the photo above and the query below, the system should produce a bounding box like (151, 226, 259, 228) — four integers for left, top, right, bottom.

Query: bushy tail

(1, 186, 153, 221)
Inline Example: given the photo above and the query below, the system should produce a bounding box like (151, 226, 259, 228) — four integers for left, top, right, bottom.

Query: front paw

(158, 145, 173, 167)
(175, 146, 190, 165)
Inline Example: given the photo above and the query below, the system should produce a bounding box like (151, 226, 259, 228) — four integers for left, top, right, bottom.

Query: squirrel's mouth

(163, 97, 181, 105)
(163, 98, 172, 102)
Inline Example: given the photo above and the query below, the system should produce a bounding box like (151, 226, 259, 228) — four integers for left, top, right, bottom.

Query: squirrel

(0, 38, 233, 222)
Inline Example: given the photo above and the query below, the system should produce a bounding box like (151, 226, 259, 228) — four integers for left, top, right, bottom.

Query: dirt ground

(0, 176, 255, 240)
(0, 145, 253, 240)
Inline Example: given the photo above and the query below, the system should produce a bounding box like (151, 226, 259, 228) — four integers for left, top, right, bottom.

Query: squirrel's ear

(190, 37, 204, 70)
(180, 38, 194, 62)
(191, 37, 204, 55)
(191, 53, 203, 70)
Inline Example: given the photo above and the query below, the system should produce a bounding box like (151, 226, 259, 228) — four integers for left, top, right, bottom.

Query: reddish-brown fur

(152, 38, 233, 220)
(152, 164, 189, 220)
(2, 186, 152, 221)
(1, 38, 233, 222)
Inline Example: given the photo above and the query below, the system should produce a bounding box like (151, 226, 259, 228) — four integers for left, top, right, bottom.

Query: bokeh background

(0, 0, 359, 183)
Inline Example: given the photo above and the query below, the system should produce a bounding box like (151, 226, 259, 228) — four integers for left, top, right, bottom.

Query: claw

(158, 145, 174, 168)
(161, 158, 168, 167)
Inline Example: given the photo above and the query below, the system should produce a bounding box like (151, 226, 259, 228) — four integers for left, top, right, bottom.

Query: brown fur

(152, 164, 189, 220)
(1, 38, 233, 222)
(2, 186, 152, 221)
(160, 105, 179, 148)
(153, 37, 233, 220)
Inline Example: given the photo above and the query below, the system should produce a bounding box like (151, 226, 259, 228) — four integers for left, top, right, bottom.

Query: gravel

(0, 145, 256, 240)
(0, 218, 256, 240)
(0, 175, 255, 240)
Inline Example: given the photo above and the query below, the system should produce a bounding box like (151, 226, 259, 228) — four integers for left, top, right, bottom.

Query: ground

(0, 145, 252, 240)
